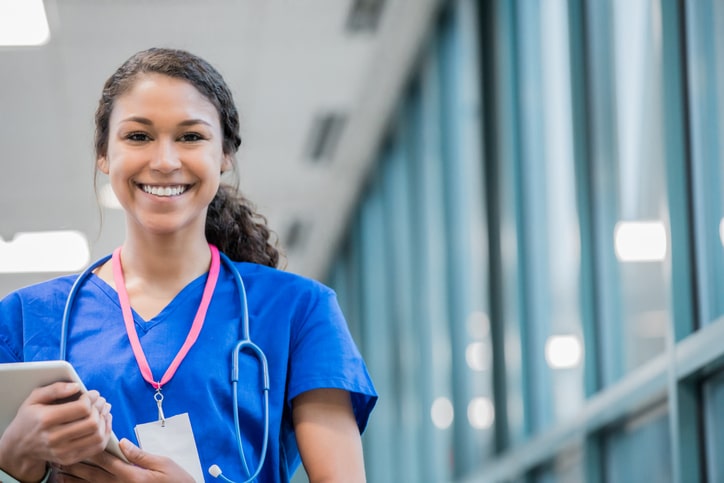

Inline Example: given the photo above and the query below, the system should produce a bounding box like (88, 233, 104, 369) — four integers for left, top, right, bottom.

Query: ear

(97, 156, 109, 174)
(220, 154, 233, 174)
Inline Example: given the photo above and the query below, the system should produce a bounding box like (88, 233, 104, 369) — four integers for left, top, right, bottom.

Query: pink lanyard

(112, 244, 220, 417)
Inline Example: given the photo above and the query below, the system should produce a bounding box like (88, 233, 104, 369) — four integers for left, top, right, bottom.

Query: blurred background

(2, 0, 724, 481)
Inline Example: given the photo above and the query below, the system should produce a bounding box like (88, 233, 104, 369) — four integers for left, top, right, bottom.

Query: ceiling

(0, 0, 442, 296)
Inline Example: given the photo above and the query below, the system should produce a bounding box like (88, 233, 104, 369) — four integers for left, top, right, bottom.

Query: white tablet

(0, 360, 127, 462)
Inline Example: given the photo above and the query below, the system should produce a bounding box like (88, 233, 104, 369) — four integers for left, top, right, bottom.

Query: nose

(149, 138, 181, 173)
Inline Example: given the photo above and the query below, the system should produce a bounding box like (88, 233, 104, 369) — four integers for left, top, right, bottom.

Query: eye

(125, 131, 151, 142)
(179, 132, 205, 142)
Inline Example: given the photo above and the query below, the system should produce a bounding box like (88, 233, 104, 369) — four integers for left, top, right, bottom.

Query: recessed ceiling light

(305, 112, 347, 163)
(283, 218, 309, 253)
(0, 0, 50, 47)
(346, 0, 386, 33)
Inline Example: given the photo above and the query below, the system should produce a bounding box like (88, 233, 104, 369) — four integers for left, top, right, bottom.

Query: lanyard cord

(112, 244, 221, 391)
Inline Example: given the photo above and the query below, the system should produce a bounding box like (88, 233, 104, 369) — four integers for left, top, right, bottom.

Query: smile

(139, 184, 190, 197)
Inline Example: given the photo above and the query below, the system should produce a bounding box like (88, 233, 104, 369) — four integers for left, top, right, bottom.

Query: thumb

(119, 438, 170, 469)
(119, 438, 150, 466)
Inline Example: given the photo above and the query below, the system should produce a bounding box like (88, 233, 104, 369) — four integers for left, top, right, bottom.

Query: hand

(53, 439, 195, 483)
(0, 382, 112, 481)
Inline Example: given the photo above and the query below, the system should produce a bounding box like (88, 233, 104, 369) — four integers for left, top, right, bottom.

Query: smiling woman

(97, 73, 231, 241)
(0, 48, 377, 483)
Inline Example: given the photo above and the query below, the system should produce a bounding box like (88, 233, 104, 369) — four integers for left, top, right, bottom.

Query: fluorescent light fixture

(719, 217, 724, 247)
(430, 397, 453, 430)
(0, 0, 50, 46)
(467, 397, 494, 430)
(545, 334, 583, 369)
(99, 182, 123, 210)
(614, 220, 667, 262)
(0, 231, 90, 273)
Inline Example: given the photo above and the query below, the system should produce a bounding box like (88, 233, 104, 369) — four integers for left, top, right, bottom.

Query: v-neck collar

(88, 272, 208, 332)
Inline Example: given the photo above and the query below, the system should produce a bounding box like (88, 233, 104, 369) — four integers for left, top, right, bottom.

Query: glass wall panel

(412, 48, 455, 481)
(685, 0, 724, 327)
(587, 0, 671, 385)
(704, 370, 724, 480)
(603, 404, 672, 483)
(531, 446, 584, 483)
(438, 0, 493, 474)
(515, 0, 584, 431)
(356, 169, 400, 483)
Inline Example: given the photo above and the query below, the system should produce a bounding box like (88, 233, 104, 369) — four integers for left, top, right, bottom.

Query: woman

(0, 48, 377, 483)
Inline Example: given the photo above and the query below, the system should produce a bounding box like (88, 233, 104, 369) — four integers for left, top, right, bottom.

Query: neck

(119, 235, 212, 284)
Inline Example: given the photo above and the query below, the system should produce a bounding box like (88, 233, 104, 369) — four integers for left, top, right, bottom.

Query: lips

(138, 184, 190, 197)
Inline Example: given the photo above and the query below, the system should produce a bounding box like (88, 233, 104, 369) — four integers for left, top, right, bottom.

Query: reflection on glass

(431, 397, 454, 430)
(685, 0, 724, 326)
(518, 0, 584, 428)
(544, 335, 583, 369)
(467, 397, 494, 430)
(598, 0, 670, 382)
(613, 221, 667, 262)
(465, 342, 489, 372)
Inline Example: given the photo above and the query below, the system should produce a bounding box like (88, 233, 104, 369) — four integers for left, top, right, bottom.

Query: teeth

(141, 185, 187, 197)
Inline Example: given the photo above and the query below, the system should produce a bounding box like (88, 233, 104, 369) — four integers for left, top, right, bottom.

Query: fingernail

(65, 382, 79, 392)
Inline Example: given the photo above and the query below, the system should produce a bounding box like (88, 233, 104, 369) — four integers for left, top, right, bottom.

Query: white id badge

(134, 413, 205, 483)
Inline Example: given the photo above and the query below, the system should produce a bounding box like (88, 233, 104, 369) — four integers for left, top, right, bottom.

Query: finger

(51, 421, 107, 454)
(44, 418, 108, 464)
(118, 439, 196, 482)
(25, 382, 81, 406)
(104, 410, 113, 433)
(120, 438, 166, 468)
(86, 391, 110, 414)
(46, 405, 104, 446)
(39, 393, 99, 429)
(119, 438, 145, 464)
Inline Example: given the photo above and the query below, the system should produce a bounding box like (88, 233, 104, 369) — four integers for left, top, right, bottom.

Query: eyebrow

(119, 116, 213, 127)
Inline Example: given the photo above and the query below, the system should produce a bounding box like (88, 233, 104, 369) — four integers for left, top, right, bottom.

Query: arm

(293, 388, 366, 483)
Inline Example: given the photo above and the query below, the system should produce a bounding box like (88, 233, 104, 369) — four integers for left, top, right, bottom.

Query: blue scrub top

(0, 260, 377, 482)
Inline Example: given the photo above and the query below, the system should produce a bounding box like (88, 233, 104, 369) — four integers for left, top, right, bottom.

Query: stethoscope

(59, 250, 270, 483)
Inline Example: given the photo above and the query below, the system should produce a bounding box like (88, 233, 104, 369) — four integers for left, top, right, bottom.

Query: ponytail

(206, 184, 283, 268)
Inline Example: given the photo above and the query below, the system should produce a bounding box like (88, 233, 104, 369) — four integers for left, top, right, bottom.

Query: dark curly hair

(94, 48, 281, 268)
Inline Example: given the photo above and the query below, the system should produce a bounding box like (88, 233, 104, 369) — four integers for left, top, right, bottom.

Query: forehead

(110, 73, 220, 125)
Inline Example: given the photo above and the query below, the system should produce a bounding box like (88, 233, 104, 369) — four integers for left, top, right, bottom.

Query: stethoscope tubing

(59, 250, 269, 483)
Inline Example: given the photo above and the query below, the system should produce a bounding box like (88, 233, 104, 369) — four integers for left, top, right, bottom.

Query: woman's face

(98, 73, 231, 239)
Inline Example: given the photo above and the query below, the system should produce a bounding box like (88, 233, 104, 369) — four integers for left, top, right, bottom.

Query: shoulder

(0, 275, 79, 362)
(1, 275, 78, 307)
(231, 261, 335, 300)
(227, 261, 341, 327)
